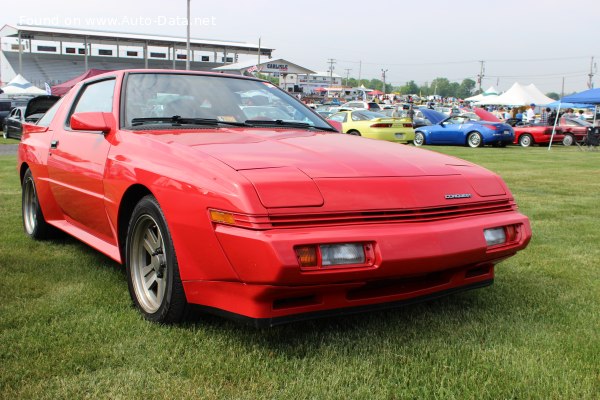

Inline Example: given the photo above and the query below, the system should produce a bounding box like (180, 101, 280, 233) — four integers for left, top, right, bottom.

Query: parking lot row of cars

(1, 96, 60, 140)
(314, 101, 594, 148)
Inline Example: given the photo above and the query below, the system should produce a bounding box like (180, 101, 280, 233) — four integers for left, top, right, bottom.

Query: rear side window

(368, 103, 381, 109)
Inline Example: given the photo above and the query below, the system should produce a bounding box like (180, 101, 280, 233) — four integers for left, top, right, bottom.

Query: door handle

(50, 140, 59, 149)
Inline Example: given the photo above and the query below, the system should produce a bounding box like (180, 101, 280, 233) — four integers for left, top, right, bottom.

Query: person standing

(526, 103, 536, 124)
(540, 107, 550, 125)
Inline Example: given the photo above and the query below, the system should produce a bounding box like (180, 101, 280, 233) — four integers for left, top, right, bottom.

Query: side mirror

(70, 112, 113, 133)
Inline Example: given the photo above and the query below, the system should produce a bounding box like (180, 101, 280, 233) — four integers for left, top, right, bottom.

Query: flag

(246, 65, 258, 74)
(44, 82, 52, 95)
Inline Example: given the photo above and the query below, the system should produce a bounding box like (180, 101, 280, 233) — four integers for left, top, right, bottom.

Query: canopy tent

(526, 84, 557, 105)
(546, 101, 595, 109)
(51, 69, 113, 96)
(548, 88, 600, 149)
(561, 88, 600, 104)
(475, 82, 554, 106)
(464, 86, 500, 102)
(1, 74, 46, 95)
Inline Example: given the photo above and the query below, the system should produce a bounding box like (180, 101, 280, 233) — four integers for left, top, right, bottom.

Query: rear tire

(562, 134, 574, 146)
(22, 169, 55, 239)
(126, 195, 188, 324)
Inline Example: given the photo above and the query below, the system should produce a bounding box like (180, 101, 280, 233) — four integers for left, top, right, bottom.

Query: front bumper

(183, 211, 530, 322)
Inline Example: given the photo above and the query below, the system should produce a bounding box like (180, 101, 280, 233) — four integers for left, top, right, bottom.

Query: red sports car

(18, 70, 531, 326)
(513, 117, 589, 147)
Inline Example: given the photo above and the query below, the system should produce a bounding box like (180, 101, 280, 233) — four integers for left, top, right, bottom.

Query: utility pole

(344, 68, 351, 87)
(327, 58, 336, 88)
(358, 60, 362, 85)
(186, 0, 191, 70)
(588, 56, 596, 89)
(257, 37, 261, 69)
(561, 77, 565, 98)
(477, 60, 485, 92)
(381, 69, 388, 95)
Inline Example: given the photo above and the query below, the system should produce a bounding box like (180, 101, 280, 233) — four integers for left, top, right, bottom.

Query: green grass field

(1, 146, 599, 399)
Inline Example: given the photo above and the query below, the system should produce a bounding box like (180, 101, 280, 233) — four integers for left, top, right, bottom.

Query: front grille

(230, 199, 517, 230)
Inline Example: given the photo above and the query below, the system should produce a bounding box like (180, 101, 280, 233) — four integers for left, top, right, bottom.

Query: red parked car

(513, 117, 589, 147)
(18, 70, 531, 326)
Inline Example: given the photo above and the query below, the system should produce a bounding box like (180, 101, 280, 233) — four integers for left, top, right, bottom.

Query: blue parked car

(414, 109, 514, 147)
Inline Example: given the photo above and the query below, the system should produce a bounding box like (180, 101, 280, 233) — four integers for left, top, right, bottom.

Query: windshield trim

(119, 71, 335, 132)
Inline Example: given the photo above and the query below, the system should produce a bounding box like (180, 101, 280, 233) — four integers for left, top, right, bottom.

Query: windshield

(123, 73, 330, 129)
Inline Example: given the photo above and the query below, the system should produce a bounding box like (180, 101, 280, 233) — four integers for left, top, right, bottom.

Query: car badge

(445, 193, 472, 200)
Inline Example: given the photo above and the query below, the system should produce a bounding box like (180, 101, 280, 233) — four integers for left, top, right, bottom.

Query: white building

(288, 71, 342, 93)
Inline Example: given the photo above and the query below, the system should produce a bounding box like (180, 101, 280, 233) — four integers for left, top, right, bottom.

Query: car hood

(142, 128, 469, 178)
(139, 128, 508, 210)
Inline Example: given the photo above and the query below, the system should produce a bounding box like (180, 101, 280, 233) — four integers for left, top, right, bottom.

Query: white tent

(475, 82, 554, 106)
(1, 74, 47, 95)
(525, 84, 556, 105)
(464, 86, 500, 102)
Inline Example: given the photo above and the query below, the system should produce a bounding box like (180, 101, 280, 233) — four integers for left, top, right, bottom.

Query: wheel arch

(117, 184, 153, 263)
(518, 132, 535, 144)
(19, 162, 30, 184)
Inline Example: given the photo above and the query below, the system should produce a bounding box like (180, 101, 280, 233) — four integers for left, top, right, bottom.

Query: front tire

(519, 134, 533, 147)
(347, 130, 361, 136)
(413, 131, 425, 146)
(467, 132, 483, 148)
(126, 195, 187, 323)
(22, 169, 55, 239)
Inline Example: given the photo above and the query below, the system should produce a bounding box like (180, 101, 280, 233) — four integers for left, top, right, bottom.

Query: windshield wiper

(129, 116, 337, 132)
(130, 116, 222, 127)
(243, 119, 338, 132)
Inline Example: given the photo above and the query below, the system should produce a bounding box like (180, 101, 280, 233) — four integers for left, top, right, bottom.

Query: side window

(329, 113, 345, 123)
(68, 79, 116, 126)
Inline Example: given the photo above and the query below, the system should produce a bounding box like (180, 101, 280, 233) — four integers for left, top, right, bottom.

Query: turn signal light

(209, 210, 236, 225)
(295, 246, 318, 267)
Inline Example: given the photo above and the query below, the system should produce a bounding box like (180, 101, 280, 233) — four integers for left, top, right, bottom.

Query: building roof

(213, 58, 315, 75)
(0, 24, 273, 56)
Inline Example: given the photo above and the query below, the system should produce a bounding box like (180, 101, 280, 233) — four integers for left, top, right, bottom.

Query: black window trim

(64, 76, 117, 133)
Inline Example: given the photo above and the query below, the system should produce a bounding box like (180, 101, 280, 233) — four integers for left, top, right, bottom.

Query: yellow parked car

(328, 110, 415, 143)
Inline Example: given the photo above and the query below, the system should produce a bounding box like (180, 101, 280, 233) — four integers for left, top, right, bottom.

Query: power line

(335, 55, 592, 68)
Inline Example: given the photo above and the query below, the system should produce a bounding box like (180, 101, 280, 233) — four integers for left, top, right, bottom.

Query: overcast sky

(2, 0, 599, 94)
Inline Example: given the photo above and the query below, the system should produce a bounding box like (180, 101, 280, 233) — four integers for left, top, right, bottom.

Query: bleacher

(1, 24, 273, 90)
(2, 51, 224, 88)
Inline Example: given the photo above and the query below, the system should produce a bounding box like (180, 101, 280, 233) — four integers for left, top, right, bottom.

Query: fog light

(484, 227, 506, 246)
(320, 243, 365, 266)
